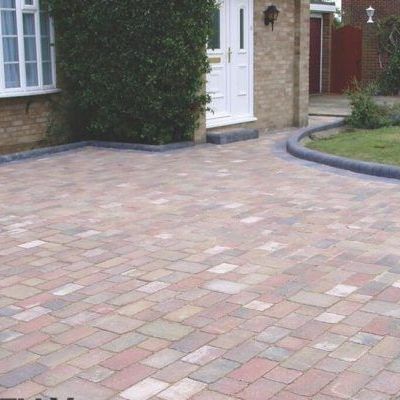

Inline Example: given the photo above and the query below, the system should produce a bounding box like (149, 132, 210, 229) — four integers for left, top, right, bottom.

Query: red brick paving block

(287, 369, 336, 397)
(327, 300, 362, 316)
(101, 363, 154, 390)
(240, 315, 276, 333)
(0, 351, 38, 374)
(239, 378, 285, 400)
(202, 316, 242, 335)
(209, 377, 248, 395)
(354, 389, 392, 400)
(316, 357, 349, 374)
(101, 347, 150, 370)
(3, 331, 48, 351)
(154, 360, 199, 383)
(344, 273, 373, 287)
(376, 287, 400, 302)
(192, 389, 235, 400)
(370, 336, 400, 358)
(278, 337, 310, 351)
(271, 392, 308, 400)
(44, 377, 114, 400)
(54, 325, 96, 345)
(16, 292, 54, 308)
(367, 370, 400, 395)
(265, 301, 300, 319)
(34, 364, 80, 386)
(68, 348, 112, 369)
(229, 358, 276, 382)
(364, 316, 395, 336)
(292, 321, 329, 341)
(322, 371, 370, 398)
(0, 381, 44, 399)
(265, 366, 302, 384)
(15, 314, 55, 333)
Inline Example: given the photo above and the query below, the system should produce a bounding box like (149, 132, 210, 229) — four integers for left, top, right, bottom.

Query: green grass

(306, 126, 400, 166)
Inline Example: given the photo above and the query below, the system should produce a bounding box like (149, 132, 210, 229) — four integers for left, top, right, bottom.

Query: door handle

(228, 47, 232, 63)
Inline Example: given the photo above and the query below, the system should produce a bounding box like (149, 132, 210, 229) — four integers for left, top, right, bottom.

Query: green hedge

(47, 0, 216, 144)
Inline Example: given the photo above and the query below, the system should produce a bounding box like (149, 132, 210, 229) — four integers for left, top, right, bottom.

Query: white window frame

(0, 0, 58, 98)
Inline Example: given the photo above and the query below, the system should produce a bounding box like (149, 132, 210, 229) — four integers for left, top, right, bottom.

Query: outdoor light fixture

(366, 6, 375, 24)
(264, 5, 280, 31)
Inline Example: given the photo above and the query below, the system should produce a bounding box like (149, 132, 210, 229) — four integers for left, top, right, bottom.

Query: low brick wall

(0, 95, 53, 155)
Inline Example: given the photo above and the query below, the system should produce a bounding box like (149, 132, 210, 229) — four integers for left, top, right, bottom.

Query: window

(0, 0, 56, 96)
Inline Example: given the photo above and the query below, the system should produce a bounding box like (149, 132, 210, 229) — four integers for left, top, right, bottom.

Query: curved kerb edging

(287, 121, 400, 180)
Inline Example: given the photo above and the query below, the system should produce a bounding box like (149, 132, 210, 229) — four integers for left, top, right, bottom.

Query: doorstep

(207, 128, 259, 145)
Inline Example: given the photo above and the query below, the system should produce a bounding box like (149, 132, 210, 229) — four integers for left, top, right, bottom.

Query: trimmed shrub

(46, 0, 217, 144)
(346, 83, 391, 129)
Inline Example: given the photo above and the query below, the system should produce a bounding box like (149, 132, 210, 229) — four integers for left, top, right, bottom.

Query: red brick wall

(0, 96, 53, 155)
(342, 0, 400, 84)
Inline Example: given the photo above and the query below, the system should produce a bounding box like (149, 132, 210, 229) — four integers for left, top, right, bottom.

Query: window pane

(240, 9, 244, 50)
(40, 11, 52, 85)
(1, 1, 20, 89)
(25, 62, 37, 86)
(23, 13, 38, 86)
(23, 13, 35, 35)
(25, 0, 34, 5)
(40, 10, 49, 35)
(24, 37, 36, 60)
(1, 10, 17, 35)
(42, 61, 51, 84)
(209, 9, 220, 50)
(0, 1, 15, 8)
(3, 37, 18, 61)
(4, 63, 19, 87)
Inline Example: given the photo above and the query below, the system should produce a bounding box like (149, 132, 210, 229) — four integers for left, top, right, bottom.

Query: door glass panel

(209, 9, 220, 50)
(240, 8, 244, 50)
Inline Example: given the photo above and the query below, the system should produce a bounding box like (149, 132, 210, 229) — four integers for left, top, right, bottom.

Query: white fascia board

(310, 4, 336, 13)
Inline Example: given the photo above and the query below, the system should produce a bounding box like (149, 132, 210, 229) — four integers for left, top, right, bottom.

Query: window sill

(0, 88, 61, 99)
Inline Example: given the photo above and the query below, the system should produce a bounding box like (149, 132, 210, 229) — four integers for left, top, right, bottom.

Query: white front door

(206, 0, 254, 128)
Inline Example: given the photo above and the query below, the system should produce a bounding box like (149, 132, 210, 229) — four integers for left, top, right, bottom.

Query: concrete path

(1, 133, 400, 400)
(310, 94, 400, 117)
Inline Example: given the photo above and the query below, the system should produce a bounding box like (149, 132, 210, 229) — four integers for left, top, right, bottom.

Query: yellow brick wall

(0, 95, 53, 154)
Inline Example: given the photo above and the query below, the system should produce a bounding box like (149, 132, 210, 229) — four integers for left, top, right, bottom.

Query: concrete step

(207, 128, 259, 145)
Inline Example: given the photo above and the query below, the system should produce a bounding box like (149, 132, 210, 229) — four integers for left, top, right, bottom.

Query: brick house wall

(342, 0, 400, 84)
(196, 0, 310, 141)
(0, 96, 54, 155)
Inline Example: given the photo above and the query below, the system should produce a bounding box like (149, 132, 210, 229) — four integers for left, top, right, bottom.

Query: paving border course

(287, 120, 400, 180)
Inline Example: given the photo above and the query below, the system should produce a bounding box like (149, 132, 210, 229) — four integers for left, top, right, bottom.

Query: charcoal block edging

(207, 128, 259, 145)
(287, 120, 400, 180)
(0, 140, 195, 165)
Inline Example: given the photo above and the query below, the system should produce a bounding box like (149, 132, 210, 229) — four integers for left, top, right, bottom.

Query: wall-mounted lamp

(264, 5, 280, 31)
(366, 6, 375, 24)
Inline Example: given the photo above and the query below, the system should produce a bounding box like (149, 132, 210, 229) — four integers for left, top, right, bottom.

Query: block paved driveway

(1, 132, 400, 400)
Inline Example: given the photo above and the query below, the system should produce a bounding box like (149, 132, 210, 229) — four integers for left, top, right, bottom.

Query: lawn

(306, 126, 400, 166)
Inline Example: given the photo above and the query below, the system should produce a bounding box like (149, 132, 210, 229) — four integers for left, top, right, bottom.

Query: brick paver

(1, 133, 400, 399)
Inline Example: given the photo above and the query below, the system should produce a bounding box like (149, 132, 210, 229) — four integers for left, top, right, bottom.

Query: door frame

(206, 0, 255, 129)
